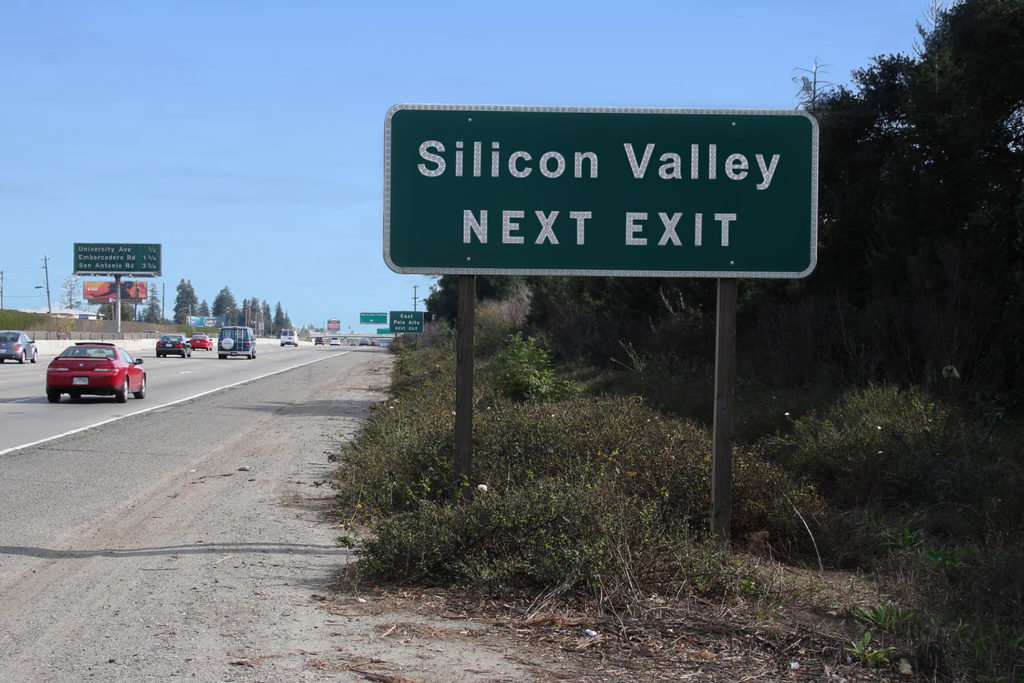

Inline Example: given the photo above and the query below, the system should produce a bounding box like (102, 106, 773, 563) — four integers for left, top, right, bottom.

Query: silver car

(0, 330, 38, 364)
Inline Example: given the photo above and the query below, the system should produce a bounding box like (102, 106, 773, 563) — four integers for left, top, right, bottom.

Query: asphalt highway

(0, 341, 369, 455)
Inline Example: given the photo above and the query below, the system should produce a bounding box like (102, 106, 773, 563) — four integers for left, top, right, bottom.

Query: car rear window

(62, 346, 116, 359)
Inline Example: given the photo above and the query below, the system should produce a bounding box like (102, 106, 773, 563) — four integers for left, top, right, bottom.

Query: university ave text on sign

(384, 105, 817, 278)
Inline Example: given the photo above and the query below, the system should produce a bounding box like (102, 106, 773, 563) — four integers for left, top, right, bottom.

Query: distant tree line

(128, 279, 293, 335)
(427, 0, 1024, 405)
(51, 274, 294, 335)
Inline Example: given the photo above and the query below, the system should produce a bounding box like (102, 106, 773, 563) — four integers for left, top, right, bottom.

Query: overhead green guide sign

(74, 242, 162, 276)
(384, 105, 817, 278)
(360, 312, 387, 324)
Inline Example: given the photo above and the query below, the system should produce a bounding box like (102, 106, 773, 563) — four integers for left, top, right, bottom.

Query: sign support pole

(455, 275, 476, 487)
(114, 274, 122, 334)
(711, 278, 737, 545)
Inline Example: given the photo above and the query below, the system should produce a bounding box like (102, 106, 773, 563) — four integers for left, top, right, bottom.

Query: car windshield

(159, 335, 180, 342)
(0, 332, 20, 342)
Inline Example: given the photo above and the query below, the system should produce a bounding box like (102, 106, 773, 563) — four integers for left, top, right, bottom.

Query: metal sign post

(455, 275, 476, 485)
(711, 279, 738, 543)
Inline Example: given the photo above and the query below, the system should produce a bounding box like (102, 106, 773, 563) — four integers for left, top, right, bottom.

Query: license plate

(73, 377, 89, 385)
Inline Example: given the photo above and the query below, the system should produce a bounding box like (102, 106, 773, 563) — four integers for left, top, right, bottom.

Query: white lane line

(0, 351, 351, 456)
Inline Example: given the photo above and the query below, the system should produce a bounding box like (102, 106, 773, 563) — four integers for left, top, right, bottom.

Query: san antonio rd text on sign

(384, 104, 817, 278)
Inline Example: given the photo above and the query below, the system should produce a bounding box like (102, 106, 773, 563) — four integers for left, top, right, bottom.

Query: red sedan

(46, 342, 146, 403)
(190, 333, 213, 351)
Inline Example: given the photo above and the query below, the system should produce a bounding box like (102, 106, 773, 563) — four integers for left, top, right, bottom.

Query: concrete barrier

(33, 338, 155, 358)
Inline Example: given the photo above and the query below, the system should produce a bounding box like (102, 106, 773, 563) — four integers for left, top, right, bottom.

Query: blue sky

(2, 0, 930, 331)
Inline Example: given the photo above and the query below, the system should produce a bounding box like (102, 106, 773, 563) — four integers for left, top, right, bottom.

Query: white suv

(279, 330, 298, 346)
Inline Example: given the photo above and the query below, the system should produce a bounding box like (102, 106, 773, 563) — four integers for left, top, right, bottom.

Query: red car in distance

(190, 333, 213, 351)
(46, 342, 146, 403)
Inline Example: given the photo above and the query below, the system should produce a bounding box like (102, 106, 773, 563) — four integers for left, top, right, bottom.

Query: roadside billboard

(188, 316, 225, 328)
(83, 280, 148, 303)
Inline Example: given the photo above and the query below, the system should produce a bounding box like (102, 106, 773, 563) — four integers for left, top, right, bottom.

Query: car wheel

(46, 388, 61, 403)
(115, 377, 129, 403)
(18, 350, 25, 364)
(30, 349, 37, 364)
(133, 375, 146, 399)
(218, 354, 227, 359)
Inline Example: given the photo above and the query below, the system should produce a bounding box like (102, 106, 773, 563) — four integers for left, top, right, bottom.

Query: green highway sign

(74, 243, 162, 276)
(384, 105, 817, 278)
(359, 312, 387, 324)
(376, 328, 391, 335)
(390, 310, 424, 333)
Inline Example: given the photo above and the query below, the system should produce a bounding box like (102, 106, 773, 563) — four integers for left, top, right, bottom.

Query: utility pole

(1, 270, 4, 309)
(413, 285, 419, 311)
(41, 255, 52, 314)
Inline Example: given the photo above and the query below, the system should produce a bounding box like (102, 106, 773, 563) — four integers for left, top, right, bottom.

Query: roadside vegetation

(332, 2, 1024, 680)
(334, 322, 1022, 679)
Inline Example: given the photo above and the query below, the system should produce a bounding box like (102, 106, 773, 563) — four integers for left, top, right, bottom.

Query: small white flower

(477, 484, 488, 493)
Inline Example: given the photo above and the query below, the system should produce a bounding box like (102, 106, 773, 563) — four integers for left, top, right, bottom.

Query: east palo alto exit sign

(384, 104, 818, 278)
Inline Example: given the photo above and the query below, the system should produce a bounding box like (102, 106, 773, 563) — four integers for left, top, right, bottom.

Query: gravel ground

(0, 351, 578, 682)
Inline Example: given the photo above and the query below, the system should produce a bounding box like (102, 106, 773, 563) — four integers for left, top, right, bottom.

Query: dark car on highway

(157, 334, 192, 358)
(0, 330, 38, 364)
(46, 342, 146, 403)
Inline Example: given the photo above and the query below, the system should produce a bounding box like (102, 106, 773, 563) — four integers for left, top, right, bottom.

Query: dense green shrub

(759, 384, 1020, 521)
(336, 343, 824, 590)
(492, 333, 577, 401)
(359, 478, 746, 594)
